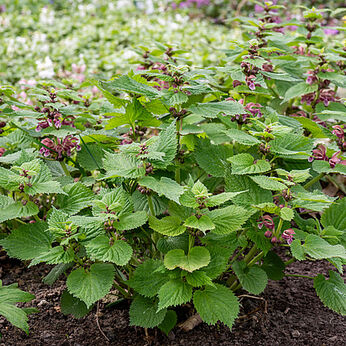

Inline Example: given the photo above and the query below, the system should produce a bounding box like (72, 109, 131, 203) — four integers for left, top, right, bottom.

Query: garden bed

(0, 253, 345, 346)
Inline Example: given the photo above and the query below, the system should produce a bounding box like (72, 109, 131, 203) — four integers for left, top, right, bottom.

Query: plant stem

(284, 258, 295, 266)
(147, 194, 155, 216)
(34, 214, 40, 222)
(60, 161, 70, 176)
(247, 251, 264, 267)
(285, 273, 314, 279)
(188, 234, 195, 252)
(113, 281, 130, 298)
(244, 245, 258, 264)
(229, 245, 247, 265)
(303, 172, 325, 190)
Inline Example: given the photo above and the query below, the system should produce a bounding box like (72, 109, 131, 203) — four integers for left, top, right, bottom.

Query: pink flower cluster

(332, 125, 346, 151)
(39, 135, 81, 159)
(281, 228, 295, 245)
(308, 144, 346, 168)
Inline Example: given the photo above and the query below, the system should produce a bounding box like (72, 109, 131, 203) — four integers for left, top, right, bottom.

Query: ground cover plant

(0, 1, 345, 340)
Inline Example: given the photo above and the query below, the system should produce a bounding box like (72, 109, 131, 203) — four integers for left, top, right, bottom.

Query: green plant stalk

(285, 273, 314, 279)
(244, 245, 258, 264)
(175, 119, 183, 184)
(284, 258, 295, 266)
(113, 280, 131, 299)
(33, 214, 40, 222)
(59, 161, 70, 176)
(247, 251, 264, 267)
(303, 172, 325, 190)
(274, 218, 284, 239)
(147, 194, 155, 216)
(188, 234, 195, 252)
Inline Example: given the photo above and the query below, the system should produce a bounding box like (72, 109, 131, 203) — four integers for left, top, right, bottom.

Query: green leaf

(188, 101, 245, 119)
(0, 282, 35, 334)
(0, 196, 39, 223)
(250, 175, 287, 191)
(270, 134, 313, 159)
(149, 215, 186, 236)
(158, 310, 177, 336)
(138, 176, 184, 204)
(127, 259, 168, 298)
(129, 295, 167, 328)
(280, 207, 294, 221)
(0, 222, 51, 260)
(164, 247, 210, 272)
(203, 246, 233, 279)
(148, 121, 177, 169)
(321, 199, 346, 231)
(60, 290, 91, 319)
(163, 91, 188, 106)
(43, 263, 73, 285)
(232, 261, 268, 294)
(76, 143, 105, 171)
(247, 229, 272, 255)
(261, 251, 285, 280)
(157, 279, 193, 311)
(59, 183, 94, 215)
(228, 154, 271, 175)
(303, 235, 346, 260)
(29, 246, 75, 266)
(102, 75, 160, 98)
(225, 174, 272, 207)
(207, 205, 251, 235)
(85, 236, 133, 266)
(103, 152, 145, 179)
(116, 211, 148, 231)
(223, 128, 260, 146)
(193, 284, 239, 329)
(282, 82, 318, 103)
(292, 189, 337, 212)
(194, 139, 230, 177)
(312, 160, 346, 175)
(185, 270, 215, 288)
(290, 239, 306, 260)
(157, 234, 189, 254)
(293, 116, 330, 138)
(183, 215, 215, 233)
(314, 271, 346, 315)
(67, 263, 115, 308)
(206, 191, 248, 207)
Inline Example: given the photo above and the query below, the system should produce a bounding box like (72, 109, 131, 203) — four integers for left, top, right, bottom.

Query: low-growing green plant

(0, 3, 345, 336)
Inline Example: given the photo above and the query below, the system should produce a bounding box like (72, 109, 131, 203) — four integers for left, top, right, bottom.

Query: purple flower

(258, 215, 275, 230)
(324, 28, 339, 36)
(332, 125, 344, 140)
(329, 152, 346, 168)
(282, 228, 295, 245)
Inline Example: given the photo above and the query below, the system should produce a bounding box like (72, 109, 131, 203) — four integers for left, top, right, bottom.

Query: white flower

(36, 56, 55, 79)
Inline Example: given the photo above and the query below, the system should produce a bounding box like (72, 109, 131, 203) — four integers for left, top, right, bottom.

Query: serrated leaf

(185, 270, 215, 288)
(0, 222, 51, 260)
(206, 191, 248, 207)
(67, 263, 115, 308)
(76, 143, 105, 171)
(164, 247, 210, 272)
(139, 176, 184, 204)
(157, 279, 192, 311)
(59, 183, 94, 215)
(261, 251, 285, 280)
(232, 261, 268, 294)
(312, 160, 346, 175)
(85, 236, 133, 266)
(157, 234, 189, 254)
(321, 199, 346, 231)
(228, 154, 271, 175)
(0, 196, 39, 222)
(127, 259, 168, 298)
(158, 310, 177, 336)
(60, 290, 91, 319)
(193, 284, 239, 329)
(223, 128, 260, 146)
(183, 215, 215, 232)
(303, 235, 346, 260)
(29, 246, 75, 266)
(314, 271, 346, 315)
(207, 205, 251, 235)
(250, 175, 287, 191)
(188, 101, 245, 119)
(270, 134, 313, 159)
(282, 82, 318, 103)
(149, 215, 186, 236)
(203, 246, 233, 279)
(290, 239, 306, 260)
(280, 207, 294, 221)
(130, 295, 167, 328)
(43, 263, 73, 285)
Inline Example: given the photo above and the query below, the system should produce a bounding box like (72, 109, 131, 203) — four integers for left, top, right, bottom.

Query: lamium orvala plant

(0, 3, 345, 336)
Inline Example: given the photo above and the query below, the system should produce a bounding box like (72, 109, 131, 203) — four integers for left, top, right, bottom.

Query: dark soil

(0, 254, 345, 346)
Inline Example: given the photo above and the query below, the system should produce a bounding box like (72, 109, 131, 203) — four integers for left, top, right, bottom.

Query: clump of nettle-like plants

(0, 4, 345, 336)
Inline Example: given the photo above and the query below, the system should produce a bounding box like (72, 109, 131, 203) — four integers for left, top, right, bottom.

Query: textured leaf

(29, 246, 75, 266)
(312, 160, 346, 175)
(185, 270, 215, 288)
(149, 215, 186, 236)
(250, 175, 287, 191)
(270, 134, 313, 159)
(314, 271, 346, 315)
(261, 252, 285, 280)
(164, 247, 210, 272)
(183, 215, 215, 232)
(193, 284, 239, 329)
(60, 290, 91, 319)
(282, 82, 317, 102)
(290, 239, 306, 260)
(188, 101, 245, 119)
(59, 183, 94, 215)
(157, 279, 192, 311)
(203, 246, 233, 279)
(0, 197, 39, 223)
(43, 263, 73, 285)
(67, 263, 115, 307)
(207, 205, 251, 235)
(223, 128, 260, 146)
(228, 154, 271, 175)
(130, 295, 167, 328)
(158, 310, 177, 336)
(292, 190, 336, 212)
(157, 234, 189, 254)
(321, 198, 346, 231)
(0, 282, 35, 334)
(194, 139, 230, 177)
(280, 207, 294, 221)
(116, 211, 148, 231)
(232, 261, 268, 295)
(139, 176, 184, 204)
(225, 174, 272, 207)
(206, 191, 247, 207)
(303, 235, 346, 260)
(76, 143, 105, 171)
(0, 222, 50, 261)
(127, 259, 168, 298)
(85, 236, 133, 266)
